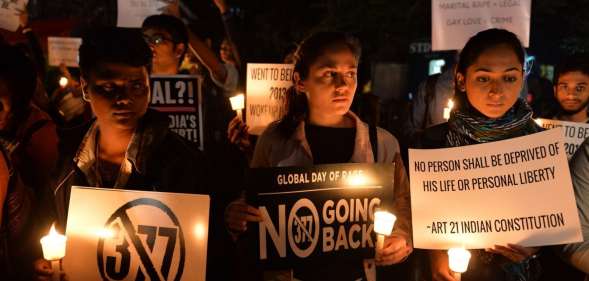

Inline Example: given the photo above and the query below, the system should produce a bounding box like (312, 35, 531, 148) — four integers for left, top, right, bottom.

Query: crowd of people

(0, 2, 588, 281)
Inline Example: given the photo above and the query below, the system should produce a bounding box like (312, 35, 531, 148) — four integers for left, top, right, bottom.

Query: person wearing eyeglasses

(33, 27, 209, 280)
(552, 54, 589, 123)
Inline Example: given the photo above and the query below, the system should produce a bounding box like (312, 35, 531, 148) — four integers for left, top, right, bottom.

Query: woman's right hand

(430, 250, 458, 281)
(225, 197, 263, 236)
(227, 116, 252, 152)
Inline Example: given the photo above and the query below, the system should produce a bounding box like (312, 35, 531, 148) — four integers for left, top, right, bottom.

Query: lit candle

(373, 210, 396, 257)
(229, 94, 245, 120)
(443, 99, 454, 120)
(534, 118, 543, 127)
(59, 77, 68, 88)
(448, 247, 471, 281)
(40, 224, 66, 281)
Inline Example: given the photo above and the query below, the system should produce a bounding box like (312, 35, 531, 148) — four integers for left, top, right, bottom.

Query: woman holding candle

(224, 31, 412, 280)
(420, 28, 542, 281)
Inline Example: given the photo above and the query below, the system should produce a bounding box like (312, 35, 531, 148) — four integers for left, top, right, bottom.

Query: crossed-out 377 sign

(64, 187, 210, 281)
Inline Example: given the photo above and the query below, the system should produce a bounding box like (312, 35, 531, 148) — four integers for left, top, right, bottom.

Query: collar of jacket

(289, 111, 376, 164)
(72, 109, 170, 178)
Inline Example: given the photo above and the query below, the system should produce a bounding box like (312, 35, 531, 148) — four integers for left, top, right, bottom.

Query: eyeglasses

(143, 34, 174, 46)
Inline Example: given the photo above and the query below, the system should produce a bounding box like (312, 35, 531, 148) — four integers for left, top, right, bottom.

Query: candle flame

(230, 94, 245, 111)
(448, 247, 471, 273)
(447, 99, 454, 109)
(534, 118, 543, 127)
(373, 210, 396, 235)
(49, 224, 58, 236)
(59, 77, 68, 88)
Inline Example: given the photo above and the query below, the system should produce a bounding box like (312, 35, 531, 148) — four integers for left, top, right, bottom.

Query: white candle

(373, 210, 396, 258)
(229, 94, 245, 120)
(59, 77, 68, 88)
(41, 224, 66, 281)
(443, 99, 454, 120)
(448, 247, 471, 281)
(40, 224, 66, 260)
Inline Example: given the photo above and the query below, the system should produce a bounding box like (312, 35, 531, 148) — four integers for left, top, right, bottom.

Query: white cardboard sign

(409, 129, 582, 249)
(431, 0, 531, 51)
(246, 63, 294, 135)
(0, 0, 27, 32)
(536, 118, 589, 159)
(48, 37, 82, 67)
(64, 186, 209, 281)
(117, 0, 168, 28)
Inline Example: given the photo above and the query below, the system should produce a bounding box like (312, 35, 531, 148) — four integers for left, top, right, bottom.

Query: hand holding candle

(40, 224, 66, 281)
(230, 93, 245, 120)
(447, 247, 471, 281)
(373, 210, 396, 257)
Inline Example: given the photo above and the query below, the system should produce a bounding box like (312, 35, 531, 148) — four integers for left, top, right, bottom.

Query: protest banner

(246, 63, 293, 135)
(64, 186, 210, 281)
(117, 0, 168, 28)
(248, 163, 394, 268)
(432, 0, 531, 51)
(536, 118, 589, 158)
(48, 37, 82, 67)
(150, 74, 204, 150)
(409, 129, 583, 249)
(0, 0, 27, 32)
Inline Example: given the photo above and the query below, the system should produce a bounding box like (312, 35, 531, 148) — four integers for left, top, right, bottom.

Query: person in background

(551, 54, 589, 123)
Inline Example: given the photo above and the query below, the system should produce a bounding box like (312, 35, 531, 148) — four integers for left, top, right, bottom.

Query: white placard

(409, 129, 582, 249)
(48, 37, 82, 67)
(536, 118, 589, 159)
(246, 63, 294, 135)
(117, 0, 168, 28)
(0, 0, 27, 32)
(431, 0, 531, 51)
(64, 186, 209, 281)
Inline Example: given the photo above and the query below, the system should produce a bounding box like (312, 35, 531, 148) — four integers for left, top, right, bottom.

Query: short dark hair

(142, 15, 188, 45)
(79, 27, 152, 78)
(554, 54, 589, 85)
(0, 44, 37, 122)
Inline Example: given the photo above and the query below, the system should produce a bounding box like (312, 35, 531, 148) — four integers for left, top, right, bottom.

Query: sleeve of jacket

(560, 138, 589, 273)
(251, 123, 278, 168)
(390, 153, 413, 246)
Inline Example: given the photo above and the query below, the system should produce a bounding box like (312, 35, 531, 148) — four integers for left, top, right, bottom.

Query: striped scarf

(446, 99, 540, 146)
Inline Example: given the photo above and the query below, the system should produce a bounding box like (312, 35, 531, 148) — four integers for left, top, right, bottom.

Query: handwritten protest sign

(48, 37, 82, 67)
(432, 0, 531, 51)
(150, 75, 204, 150)
(409, 129, 582, 249)
(0, 0, 27, 32)
(536, 118, 589, 159)
(117, 0, 168, 28)
(246, 63, 293, 135)
(64, 186, 209, 281)
(249, 163, 394, 268)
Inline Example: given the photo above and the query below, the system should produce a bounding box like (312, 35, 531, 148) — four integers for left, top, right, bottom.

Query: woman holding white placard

(420, 28, 543, 281)
(224, 31, 412, 281)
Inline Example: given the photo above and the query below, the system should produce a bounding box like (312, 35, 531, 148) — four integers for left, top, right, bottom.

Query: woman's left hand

(375, 235, 412, 266)
(486, 243, 539, 263)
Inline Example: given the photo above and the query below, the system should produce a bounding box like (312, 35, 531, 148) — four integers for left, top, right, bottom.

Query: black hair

(454, 28, 526, 110)
(554, 53, 589, 85)
(142, 14, 188, 64)
(79, 27, 152, 79)
(277, 31, 361, 137)
(0, 44, 37, 123)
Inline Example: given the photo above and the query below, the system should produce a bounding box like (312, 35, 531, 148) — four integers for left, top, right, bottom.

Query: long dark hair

(453, 28, 526, 111)
(277, 31, 361, 137)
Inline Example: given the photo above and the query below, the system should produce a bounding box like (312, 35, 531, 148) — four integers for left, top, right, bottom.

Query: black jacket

(50, 109, 210, 230)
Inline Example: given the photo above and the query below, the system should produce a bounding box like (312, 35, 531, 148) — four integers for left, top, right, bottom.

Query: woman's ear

(80, 78, 91, 102)
(456, 72, 466, 92)
(294, 72, 306, 94)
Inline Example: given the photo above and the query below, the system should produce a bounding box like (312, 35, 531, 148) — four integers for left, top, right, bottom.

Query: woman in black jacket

(422, 28, 542, 281)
